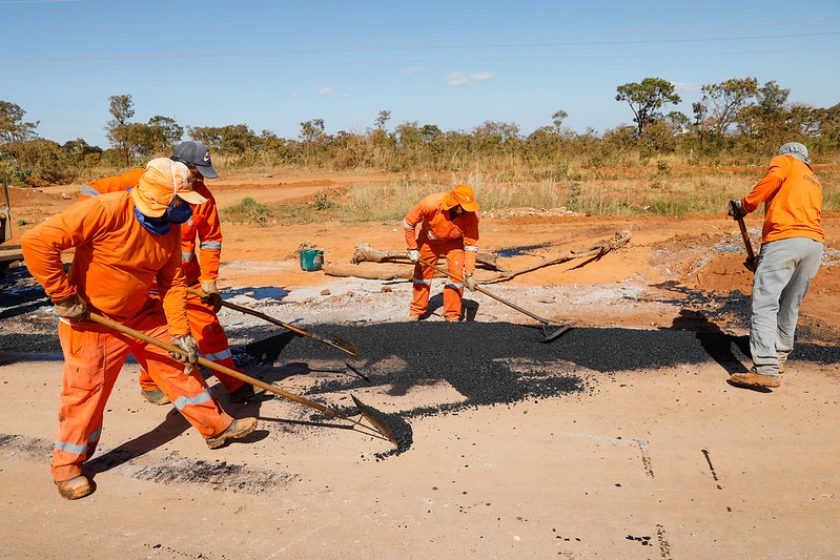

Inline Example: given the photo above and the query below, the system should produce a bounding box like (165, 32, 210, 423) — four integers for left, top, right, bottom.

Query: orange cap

(131, 158, 207, 217)
(442, 183, 479, 212)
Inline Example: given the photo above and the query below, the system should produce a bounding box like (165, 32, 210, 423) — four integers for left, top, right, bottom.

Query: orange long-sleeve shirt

(81, 169, 222, 285)
(21, 191, 190, 335)
(180, 181, 222, 285)
(742, 154, 824, 244)
(402, 193, 480, 273)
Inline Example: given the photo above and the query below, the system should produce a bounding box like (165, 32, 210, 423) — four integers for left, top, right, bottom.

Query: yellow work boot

(729, 370, 781, 389)
(407, 314, 421, 321)
(206, 417, 258, 449)
(55, 475, 95, 500)
(141, 388, 170, 406)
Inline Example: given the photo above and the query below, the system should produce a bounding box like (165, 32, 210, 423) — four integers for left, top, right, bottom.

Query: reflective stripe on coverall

(55, 310, 232, 481)
(21, 192, 233, 481)
(403, 193, 480, 320)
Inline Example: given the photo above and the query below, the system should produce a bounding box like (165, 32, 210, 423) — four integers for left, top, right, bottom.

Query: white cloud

(671, 81, 701, 93)
(445, 71, 495, 87)
(316, 86, 334, 96)
(399, 66, 418, 75)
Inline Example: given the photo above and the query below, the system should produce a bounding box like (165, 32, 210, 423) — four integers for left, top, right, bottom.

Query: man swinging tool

(21, 159, 257, 500)
(727, 142, 824, 390)
(80, 141, 262, 404)
(402, 184, 479, 322)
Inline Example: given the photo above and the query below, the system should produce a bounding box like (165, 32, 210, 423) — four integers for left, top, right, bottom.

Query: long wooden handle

(86, 312, 348, 420)
(187, 287, 308, 337)
(736, 217, 756, 261)
(417, 258, 551, 326)
(186, 287, 358, 357)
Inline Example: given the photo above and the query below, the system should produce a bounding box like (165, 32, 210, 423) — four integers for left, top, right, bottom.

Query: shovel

(187, 287, 359, 357)
(86, 311, 395, 445)
(729, 201, 757, 272)
(416, 258, 571, 342)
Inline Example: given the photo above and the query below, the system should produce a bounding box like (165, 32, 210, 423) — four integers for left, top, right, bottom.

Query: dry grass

(219, 164, 840, 225)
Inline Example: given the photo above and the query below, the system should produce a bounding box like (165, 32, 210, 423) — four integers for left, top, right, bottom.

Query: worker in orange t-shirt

(22, 159, 257, 500)
(81, 141, 262, 405)
(403, 184, 480, 322)
(727, 142, 824, 390)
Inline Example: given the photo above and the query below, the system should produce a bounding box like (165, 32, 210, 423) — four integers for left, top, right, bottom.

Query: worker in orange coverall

(727, 142, 824, 390)
(22, 158, 257, 501)
(402, 184, 480, 322)
(80, 141, 262, 405)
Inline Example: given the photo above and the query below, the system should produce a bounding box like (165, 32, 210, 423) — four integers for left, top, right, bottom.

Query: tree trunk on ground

(324, 231, 632, 283)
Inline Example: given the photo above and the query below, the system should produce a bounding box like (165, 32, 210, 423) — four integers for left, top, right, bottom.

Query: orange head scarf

(131, 158, 207, 218)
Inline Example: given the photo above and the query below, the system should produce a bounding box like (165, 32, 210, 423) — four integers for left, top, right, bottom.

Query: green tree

(106, 94, 135, 166)
(148, 115, 184, 148)
(551, 110, 568, 133)
(299, 118, 326, 143)
(615, 78, 681, 136)
(0, 101, 38, 144)
(374, 110, 391, 130)
(694, 77, 759, 139)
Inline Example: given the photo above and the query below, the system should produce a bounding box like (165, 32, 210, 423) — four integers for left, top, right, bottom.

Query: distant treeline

(1, 76, 839, 187)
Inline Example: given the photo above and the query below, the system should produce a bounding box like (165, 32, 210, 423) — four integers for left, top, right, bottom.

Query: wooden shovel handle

(416, 258, 552, 326)
(86, 311, 348, 420)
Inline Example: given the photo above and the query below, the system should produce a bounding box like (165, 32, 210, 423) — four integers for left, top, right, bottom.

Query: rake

(416, 258, 571, 342)
(86, 312, 395, 445)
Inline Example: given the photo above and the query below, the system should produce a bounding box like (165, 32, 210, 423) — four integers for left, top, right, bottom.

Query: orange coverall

(82, 171, 245, 393)
(403, 193, 480, 320)
(741, 154, 824, 244)
(21, 192, 233, 482)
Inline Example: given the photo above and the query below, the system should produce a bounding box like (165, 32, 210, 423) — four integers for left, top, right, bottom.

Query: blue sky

(2, 0, 839, 147)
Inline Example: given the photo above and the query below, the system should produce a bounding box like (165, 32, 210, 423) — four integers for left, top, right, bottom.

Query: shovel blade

(541, 324, 573, 343)
(351, 394, 397, 446)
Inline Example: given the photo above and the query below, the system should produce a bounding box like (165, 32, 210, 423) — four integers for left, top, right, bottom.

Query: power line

(4, 43, 839, 70)
(2, 22, 840, 62)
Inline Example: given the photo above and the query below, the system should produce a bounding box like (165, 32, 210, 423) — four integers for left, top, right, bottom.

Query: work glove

(744, 256, 758, 273)
(728, 199, 747, 221)
(407, 249, 419, 263)
(53, 293, 88, 322)
(464, 274, 477, 291)
(171, 334, 200, 374)
(200, 279, 222, 313)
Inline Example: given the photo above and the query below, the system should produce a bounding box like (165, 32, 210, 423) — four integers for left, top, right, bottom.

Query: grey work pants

(750, 237, 823, 376)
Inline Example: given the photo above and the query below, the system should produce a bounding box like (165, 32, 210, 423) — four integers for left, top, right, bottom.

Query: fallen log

(351, 243, 502, 271)
(325, 231, 631, 283)
(480, 229, 631, 284)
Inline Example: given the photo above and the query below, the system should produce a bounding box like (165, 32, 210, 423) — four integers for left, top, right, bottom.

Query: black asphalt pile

(236, 321, 840, 419)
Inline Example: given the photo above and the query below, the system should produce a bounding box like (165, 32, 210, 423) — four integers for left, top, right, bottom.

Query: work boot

(407, 314, 421, 321)
(140, 388, 171, 406)
(206, 417, 258, 449)
(729, 370, 781, 389)
(445, 316, 460, 323)
(229, 383, 266, 403)
(55, 475, 95, 500)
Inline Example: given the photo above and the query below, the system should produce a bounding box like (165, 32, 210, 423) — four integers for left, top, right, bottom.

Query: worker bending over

(727, 142, 824, 389)
(403, 184, 480, 322)
(22, 159, 257, 500)
(81, 141, 261, 405)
